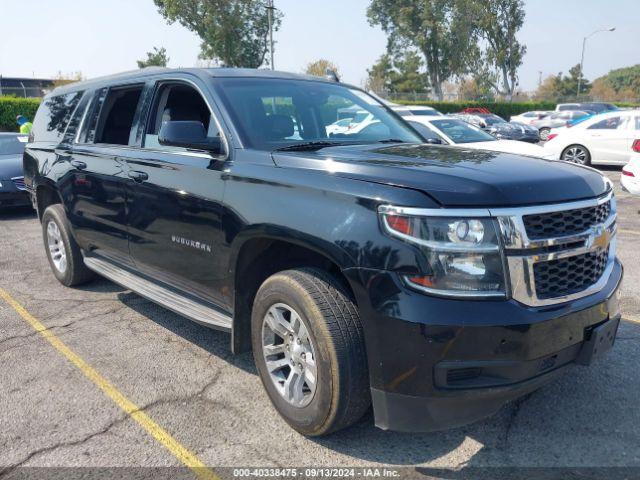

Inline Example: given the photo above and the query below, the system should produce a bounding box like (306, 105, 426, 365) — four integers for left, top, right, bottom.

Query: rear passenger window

(31, 92, 83, 143)
(143, 83, 221, 152)
(93, 85, 144, 145)
(589, 117, 622, 130)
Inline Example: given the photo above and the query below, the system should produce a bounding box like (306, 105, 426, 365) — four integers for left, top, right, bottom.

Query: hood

(462, 140, 546, 157)
(272, 144, 609, 207)
(0, 154, 24, 179)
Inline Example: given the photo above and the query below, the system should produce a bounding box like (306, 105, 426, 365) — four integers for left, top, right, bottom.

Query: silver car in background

(532, 110, 592, 141)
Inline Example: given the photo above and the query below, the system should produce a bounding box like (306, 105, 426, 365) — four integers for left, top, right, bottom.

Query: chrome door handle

(70, 160, 87, 170)
(128, 170, 148, 182)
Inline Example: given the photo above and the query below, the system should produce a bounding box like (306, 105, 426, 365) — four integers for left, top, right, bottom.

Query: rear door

(66, 83, 145, 264)
(125, 77, 230, 307)
(584, 115, 632, 164)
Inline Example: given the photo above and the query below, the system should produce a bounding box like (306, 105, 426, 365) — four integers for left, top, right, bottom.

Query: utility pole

(267, 0, 275, 70)
(538, 71, 542, 88)
(577, 27, 615, 98)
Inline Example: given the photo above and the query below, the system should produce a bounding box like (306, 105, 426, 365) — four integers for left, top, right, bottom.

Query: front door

(125, 80, 229, 307)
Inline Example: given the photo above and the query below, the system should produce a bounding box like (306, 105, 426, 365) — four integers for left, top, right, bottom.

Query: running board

(83, 256, 232, 331)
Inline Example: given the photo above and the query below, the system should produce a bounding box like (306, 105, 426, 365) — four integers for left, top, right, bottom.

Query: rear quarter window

(31, 91, 83, 144)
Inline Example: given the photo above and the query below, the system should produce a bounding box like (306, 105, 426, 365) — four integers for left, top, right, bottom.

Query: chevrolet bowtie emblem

(588, 225, 610, 250)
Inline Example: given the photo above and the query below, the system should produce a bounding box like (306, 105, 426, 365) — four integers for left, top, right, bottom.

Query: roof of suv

(49, 67, 347, 96)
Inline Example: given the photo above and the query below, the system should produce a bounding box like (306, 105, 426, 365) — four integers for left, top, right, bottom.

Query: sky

(0, 0, 638, 92)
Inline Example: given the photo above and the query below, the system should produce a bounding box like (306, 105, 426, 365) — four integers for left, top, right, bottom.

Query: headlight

(380, 209, 507, 298)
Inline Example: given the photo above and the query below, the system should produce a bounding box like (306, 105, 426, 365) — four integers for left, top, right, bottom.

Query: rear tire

(251, 268, 370, 436)
(539, 127, 551, 141)
(561, 144, 591, 165)
(42, 204, 95, 287)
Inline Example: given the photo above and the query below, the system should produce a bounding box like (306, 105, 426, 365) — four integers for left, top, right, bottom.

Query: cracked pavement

(0, 168, 639, 472)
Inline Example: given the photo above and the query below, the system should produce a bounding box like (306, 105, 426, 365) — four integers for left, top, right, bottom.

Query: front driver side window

(144, 83, 221, 152)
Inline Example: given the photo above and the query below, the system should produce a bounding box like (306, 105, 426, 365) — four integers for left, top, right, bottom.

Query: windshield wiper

(375, 139, 407, 144)
(274, 141, 352, 152)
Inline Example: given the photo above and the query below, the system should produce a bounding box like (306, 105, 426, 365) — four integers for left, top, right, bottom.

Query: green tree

(534, 65, 591, 101)
(137, 47, 170, 68)
(367, 0, 475, 100)
(305, 59, 340, 78)
(365, 51, 429, 95)
(365, 54, 394, 94)
(392, 51, 429, 93)
(592, 64, 640, 101)
(468, 0, 526, 100)
(154, 0, 282, 68)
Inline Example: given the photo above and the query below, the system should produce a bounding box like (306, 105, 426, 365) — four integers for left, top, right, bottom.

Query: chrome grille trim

(495, 191, 616, 307)
(11, 176, 27, 191)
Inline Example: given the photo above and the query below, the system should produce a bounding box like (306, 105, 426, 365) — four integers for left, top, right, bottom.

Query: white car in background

(391, 105, 443, 117)
(620, 147, 640, 195)
(544, 110, 640, 165)
(509, 110, 553, 125)
(406, 115, 554, 158)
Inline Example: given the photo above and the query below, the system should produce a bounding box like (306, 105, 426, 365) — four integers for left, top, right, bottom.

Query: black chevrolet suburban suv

(23, 68, 622, 436)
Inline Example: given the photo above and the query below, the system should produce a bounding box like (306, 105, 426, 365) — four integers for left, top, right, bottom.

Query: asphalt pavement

(0, 168, 639, 477)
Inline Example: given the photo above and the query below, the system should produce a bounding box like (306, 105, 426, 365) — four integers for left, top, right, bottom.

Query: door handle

(70, 160, 87, 170)
(128, 170, 148, 183)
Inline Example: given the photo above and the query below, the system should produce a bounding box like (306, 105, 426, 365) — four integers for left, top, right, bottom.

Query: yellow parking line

(619, 229, 640, 237)
(0, 287, 218, 480)
(623, 315, 640, 326)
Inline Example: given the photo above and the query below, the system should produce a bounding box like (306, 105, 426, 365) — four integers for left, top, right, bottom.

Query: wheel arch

(35, 180, 64, 222)
(229, 230, 357, 354)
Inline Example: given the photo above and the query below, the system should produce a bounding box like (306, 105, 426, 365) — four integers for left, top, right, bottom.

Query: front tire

(42, 204, 95, 287)
(251, 268, 370, 436)
(561, 144, 591, 165)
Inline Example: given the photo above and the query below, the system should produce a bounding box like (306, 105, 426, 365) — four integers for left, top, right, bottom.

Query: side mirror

(425, 138, 443, 145)
(158, 121, 223, 154)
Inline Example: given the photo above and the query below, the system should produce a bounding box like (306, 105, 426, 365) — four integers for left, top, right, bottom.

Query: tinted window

(80, 88, 108, 144)
(589, 116, 623, 130)
(94, 86, 143, 145)
(144, 83, 222, 153)
(558, 104, 578, 111)
(635, 117, 640, 130)
(31, 91, 83, 143)
(431, 119, 496, 143)
(407, 121, 441, 141)
(214, 78, 421, 151)
(482, 115, 505, 126)
(410, 109, 439, 116)
(0, 135, 27, 155)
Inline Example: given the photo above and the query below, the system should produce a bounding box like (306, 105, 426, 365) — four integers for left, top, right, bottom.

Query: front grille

(12, 177, 26, 191)
(533, 248, 609, 300)
(523, 201, 611, 240)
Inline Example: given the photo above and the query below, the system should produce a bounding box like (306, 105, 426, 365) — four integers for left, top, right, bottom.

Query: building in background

(0, 77, 55, 98)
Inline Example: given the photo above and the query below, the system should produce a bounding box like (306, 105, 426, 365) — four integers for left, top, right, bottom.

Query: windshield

(213, 78, 422, 151)
(482, 115, 506, 126)
(431, 119, 496, 143)
(410, 110, 439, 116)
(0, 135, 27, 155)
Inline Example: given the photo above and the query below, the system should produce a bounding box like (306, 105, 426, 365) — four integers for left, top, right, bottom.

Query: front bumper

(345, 259, 623, 432)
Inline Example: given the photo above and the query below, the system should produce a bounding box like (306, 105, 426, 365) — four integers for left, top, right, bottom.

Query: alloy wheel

(563, 146, 588, 164)
(46, 220, 67, 273)
(262, 303, 317, 408)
